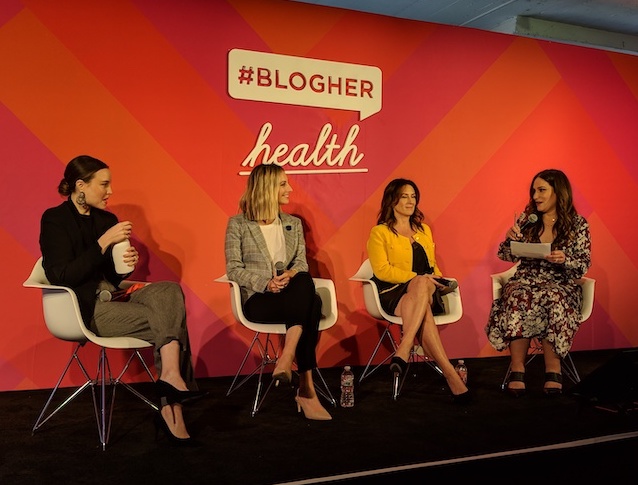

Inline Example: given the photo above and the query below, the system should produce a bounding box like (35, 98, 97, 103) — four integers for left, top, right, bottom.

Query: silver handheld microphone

(275, 261, 285, 276)
(519, 213, 539, 230)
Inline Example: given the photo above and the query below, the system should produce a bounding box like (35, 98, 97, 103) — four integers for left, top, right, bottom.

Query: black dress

(372, 241, 445, 316)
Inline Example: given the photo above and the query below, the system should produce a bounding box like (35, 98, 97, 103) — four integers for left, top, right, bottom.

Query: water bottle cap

(458, 359, 464, 364)
(344, 365, 351, 371)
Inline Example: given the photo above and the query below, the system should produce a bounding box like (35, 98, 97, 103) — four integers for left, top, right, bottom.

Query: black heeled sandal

(505, 371, 527, 398)
(389, 356, 408, 376)
(157, 380, 208, 405)
(543, 372, 563, 396)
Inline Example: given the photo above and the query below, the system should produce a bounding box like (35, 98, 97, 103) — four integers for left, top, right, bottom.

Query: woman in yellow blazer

(367, 178, 470, 403)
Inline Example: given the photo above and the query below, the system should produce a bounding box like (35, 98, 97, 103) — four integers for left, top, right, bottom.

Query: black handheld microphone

(433, 277, 458, 291)
(275, 261, 285, 276)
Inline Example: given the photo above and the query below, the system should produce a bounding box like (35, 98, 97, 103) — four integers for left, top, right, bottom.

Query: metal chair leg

(359, 324, 397, 382)
(227, 333, 279, 398)
(32, 344, 155, 450)
(32, 344, 96, 434)
(226, 332, 282, 416)
(314, 368, 337, 407)
(116, 350, 158, 411)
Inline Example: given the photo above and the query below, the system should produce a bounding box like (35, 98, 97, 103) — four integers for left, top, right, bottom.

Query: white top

(259, 218, 286, 274)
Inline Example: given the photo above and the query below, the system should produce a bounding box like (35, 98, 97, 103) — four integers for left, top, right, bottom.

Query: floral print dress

(486, 214, 591, 357)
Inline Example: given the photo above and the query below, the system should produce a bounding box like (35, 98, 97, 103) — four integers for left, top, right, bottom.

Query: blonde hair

(239, 164, 284, 221)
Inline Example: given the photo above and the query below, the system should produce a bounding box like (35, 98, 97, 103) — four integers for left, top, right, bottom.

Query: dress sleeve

(563, 216, 591, 279)
(497, 238, 518, 263)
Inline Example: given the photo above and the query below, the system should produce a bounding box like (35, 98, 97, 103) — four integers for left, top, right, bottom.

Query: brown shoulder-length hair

(522, 168, 578, 247)
(239, 164, 285, 221)
(377, 178, 424, 235)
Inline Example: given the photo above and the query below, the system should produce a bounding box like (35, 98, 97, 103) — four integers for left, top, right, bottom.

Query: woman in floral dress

(486, 169, 591, 396)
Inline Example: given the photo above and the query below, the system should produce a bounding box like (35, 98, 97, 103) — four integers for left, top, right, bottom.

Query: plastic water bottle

(340, 366, 355, 408)
(455, 359, 468, 384)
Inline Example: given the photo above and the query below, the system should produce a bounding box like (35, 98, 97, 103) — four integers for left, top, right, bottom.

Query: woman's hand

(98, 221, 133, 252)
(267, 271, 295, 293)
(545, 250, 566, 264)
(506, 223, 522, 240)
(123, 246, 140, 268)
(418, 274, 446, 290)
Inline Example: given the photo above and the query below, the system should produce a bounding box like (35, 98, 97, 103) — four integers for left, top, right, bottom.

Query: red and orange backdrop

(1, 0, 637, 391)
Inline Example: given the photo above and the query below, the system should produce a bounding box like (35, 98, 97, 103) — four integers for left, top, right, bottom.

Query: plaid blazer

(224, 212, 309, 304)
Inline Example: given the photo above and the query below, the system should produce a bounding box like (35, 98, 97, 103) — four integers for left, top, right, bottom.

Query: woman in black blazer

(224, 164, 331, 420)
(40, 155, 204, 446)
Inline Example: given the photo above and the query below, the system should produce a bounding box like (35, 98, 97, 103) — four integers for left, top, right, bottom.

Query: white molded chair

(215, 274, 338, 416)
(23, 258, 158, 450)
(491, 264, 596, 389)
(350, 259, 463, 399)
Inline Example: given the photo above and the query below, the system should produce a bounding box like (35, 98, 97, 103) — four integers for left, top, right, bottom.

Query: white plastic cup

(112, 239, 134, 275)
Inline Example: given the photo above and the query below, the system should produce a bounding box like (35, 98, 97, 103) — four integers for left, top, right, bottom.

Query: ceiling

(292, 0, 638, 55)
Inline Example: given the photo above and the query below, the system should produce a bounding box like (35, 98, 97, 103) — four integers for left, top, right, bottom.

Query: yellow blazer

(367, 223, 441, 284)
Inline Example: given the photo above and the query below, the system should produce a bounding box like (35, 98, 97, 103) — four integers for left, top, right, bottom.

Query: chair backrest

(24, 258, 153, 349)
(350, 259, 463, 326)
(577, 277, 595, 322)
(490, 265, 596, 323)
(215, 275, 338, 334)
(23, 258, 88, 342)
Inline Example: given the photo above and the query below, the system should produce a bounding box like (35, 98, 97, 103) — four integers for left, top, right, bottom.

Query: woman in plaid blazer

(224, 164, 331, 421)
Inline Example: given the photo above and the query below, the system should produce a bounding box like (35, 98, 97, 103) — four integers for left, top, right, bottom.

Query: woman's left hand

(124, 246, 140, 267)
(546, 250, 566, 264)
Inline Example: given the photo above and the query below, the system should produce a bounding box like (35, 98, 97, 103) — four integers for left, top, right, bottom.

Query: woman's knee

(293, 271, 314, 290)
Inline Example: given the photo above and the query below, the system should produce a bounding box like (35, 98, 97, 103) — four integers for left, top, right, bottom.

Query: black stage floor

(1, 348, 637, 485)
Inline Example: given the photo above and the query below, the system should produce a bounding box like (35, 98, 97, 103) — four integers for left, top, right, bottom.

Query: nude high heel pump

(272, 368, 292, 387)
(295, 390, 332, 421)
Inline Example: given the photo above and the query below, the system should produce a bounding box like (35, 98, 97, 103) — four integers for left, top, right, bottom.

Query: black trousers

(243, 272, 321, 372)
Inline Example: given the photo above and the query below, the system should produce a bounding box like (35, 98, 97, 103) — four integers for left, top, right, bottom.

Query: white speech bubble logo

(228, 49, 382, 120)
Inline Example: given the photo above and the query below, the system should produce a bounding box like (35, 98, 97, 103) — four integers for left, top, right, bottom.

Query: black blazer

(39, 200, 125, 324)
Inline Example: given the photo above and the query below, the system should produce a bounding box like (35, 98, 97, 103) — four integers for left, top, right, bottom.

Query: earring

(76, 191, 86, 206)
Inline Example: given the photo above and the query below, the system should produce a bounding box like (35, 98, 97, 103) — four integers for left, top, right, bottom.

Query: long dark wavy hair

(522, 169, 578, 248)
(377, 178, 424, 235)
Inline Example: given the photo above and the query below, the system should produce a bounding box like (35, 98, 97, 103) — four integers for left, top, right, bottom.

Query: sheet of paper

(510, 241, 551, 259)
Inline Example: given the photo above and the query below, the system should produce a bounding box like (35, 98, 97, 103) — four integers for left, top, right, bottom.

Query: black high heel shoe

(389, 356, 408, 376)
(156, 380, 208, 405)
(153, 413, 198, 447)
(451, 390, 472, 405)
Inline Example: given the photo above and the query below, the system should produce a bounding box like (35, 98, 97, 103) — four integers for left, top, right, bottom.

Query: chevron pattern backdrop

(1, 0, 636, 391)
